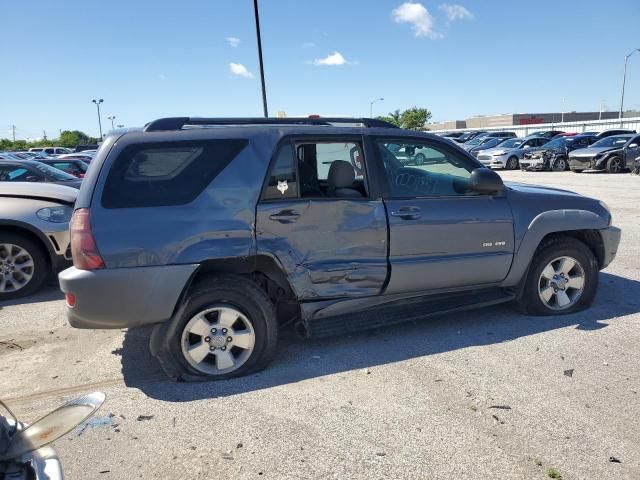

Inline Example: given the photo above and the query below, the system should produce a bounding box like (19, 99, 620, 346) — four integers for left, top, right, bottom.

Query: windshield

(497, 138, 523, 149)
(591, 136, 632, 148)
(33, 162, 78, 181)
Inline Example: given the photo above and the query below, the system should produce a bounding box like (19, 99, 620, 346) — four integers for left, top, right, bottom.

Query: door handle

(390, 206, 421, 220)
(269, 209, 300, 223)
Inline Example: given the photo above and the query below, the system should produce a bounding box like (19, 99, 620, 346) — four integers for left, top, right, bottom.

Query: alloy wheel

(180, 306, 256, 375)
(537, 256, 585, 311)
(0, 243, 35, 294)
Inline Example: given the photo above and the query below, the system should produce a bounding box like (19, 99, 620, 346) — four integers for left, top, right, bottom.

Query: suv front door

(256, 137, 388, 301)
(373, 137, 515, 294)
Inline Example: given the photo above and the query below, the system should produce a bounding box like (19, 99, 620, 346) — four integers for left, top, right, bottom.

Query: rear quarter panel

(88, 128, 279, 268)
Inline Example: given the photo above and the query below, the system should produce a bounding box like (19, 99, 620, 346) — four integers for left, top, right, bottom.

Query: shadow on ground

(0, 285, 63, 310)
(117, 272, 640, 402)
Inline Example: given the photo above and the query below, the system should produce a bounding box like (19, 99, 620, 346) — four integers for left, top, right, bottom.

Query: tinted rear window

(102, 139, 248, 208)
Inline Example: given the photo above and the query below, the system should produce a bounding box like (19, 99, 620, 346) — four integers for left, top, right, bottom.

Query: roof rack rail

(143, 116, 399, 132)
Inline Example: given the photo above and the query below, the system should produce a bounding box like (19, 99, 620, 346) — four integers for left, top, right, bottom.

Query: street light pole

(253, 0, 268, 118)
(369, 97, 384, 118)
(619, 49, 640, 126)
(107, 116, 116, 129)
(92, 99, 104, 138)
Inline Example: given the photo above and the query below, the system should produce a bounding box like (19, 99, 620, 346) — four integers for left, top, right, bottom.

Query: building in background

(427, 110, 640, 130)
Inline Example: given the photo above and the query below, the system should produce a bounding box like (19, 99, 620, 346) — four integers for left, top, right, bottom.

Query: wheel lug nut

(211, 328, 217, 334)
(205, 336, 211, 343)
(221, 346, 226, 351)
(227, 336, 232, 342)
(221, 328, 227, 334)
(209, 346, 216, 351)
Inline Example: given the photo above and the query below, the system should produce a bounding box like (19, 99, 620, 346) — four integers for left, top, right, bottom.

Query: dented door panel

(256, 199, 388, 300)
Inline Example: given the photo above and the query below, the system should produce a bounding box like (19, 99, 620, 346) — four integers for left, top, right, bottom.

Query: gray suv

(59, 117, 621, 381)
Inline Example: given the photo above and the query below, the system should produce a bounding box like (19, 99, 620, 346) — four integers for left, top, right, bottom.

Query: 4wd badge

(277, 180, 288, 195)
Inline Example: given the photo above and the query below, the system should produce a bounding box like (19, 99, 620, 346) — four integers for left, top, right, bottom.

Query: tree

(58, 130, 95, 148)
(377, 107, 432, 130)
(376, 109, 401, 127)
(400, 107, 432, 130)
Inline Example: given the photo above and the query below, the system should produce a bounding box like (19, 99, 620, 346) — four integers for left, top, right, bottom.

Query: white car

(0, 183, 76, 299)
(477, 137, 549, 170)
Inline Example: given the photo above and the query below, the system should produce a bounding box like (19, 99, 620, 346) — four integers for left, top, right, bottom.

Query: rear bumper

(59, 264, 198, 329)
(599, 226, 621, 269)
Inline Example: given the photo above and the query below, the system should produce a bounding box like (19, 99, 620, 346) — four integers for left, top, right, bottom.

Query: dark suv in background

(59, 117, 620, 381)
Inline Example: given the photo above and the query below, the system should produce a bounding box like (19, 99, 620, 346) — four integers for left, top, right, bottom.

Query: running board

(305, 288, 515, 338)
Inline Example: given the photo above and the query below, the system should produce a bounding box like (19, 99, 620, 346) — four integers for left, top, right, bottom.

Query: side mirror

(469, 167, 504, 195)
(523, 145, 530, 149)
(629, 143, 638, 149)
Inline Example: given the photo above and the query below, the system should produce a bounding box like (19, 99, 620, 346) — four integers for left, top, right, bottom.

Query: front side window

(376, 139, 478, 198)
(102, 139, 248, 208)
(296, 141, 367, 198)
(263, 142, 298, 200)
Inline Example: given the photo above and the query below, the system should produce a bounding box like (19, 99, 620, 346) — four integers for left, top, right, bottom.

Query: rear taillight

(70, 208, 105, 270)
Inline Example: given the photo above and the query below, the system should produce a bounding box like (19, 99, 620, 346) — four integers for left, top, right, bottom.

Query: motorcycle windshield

(0, 392, 105, 460)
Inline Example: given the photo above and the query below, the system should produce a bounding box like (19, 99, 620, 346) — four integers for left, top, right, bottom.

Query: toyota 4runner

(59, 117, 621, 381)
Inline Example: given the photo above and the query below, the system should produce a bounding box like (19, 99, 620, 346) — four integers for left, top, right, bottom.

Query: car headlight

(36, 206, 73, 223)
(491, 150, 505, 156)
(594, 153, 603, 160)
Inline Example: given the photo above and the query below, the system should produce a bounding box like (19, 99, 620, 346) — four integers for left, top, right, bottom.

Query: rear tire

(0, 232, 48, 300)
(153, 274, 278, 381)
(414, 153, 426, 165)
(515, 238, 598, 316)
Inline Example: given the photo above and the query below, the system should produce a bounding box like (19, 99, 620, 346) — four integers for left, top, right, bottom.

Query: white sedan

(476, 137, 549, 170)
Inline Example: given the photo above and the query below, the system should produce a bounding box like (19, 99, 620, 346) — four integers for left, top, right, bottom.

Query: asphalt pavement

(1, 170, 639, 479)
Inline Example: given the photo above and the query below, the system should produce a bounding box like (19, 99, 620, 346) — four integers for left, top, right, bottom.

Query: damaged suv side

(59, 117, 621, 381)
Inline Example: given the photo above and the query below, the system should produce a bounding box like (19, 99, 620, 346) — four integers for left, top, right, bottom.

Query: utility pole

(10, 125, 16, 142)
(92, 98, 104, 138)
(253, 0, 268, 117)
(42, 130, 47, 141)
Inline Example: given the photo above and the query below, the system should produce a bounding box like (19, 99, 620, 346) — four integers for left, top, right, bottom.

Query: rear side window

(102, 139, 248, 208)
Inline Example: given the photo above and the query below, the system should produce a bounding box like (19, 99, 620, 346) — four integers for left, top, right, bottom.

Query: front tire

(154, 274, 278, 381)
(552, 157, 568, 172)
(414, 153, 426, 165)
(516, 238, 598, 315)
(606, 156, 623, 173)
(0, 233, 48, 300)
(506, 156, 519, 170)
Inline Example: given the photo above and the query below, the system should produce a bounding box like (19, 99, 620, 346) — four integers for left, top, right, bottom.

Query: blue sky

(2, 0, 640, 139)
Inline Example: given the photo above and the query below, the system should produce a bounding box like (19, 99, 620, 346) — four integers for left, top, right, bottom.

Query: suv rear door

(373, 136, 515, 294)
(256, 136, 388, 300)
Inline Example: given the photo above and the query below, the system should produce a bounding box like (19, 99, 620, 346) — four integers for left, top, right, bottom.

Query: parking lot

(1, 170, 639, 480)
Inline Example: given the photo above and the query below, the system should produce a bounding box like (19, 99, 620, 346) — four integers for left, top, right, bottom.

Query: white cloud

(302, 42, 316, 48)
(438, 4, 473, 21)
(313, 51, 349, 66)
(226, 36, 241, 48)
(392, 2, 441, 39)
(229, 62, 254, 79)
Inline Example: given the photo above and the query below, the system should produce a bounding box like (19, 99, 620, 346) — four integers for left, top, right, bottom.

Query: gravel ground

(1, 170, 639, 480)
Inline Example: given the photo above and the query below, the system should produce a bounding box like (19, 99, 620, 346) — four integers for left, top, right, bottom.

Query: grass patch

(547, 467, 562, 479)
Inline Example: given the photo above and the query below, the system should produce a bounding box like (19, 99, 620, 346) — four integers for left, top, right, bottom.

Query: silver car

(477, 137, 550, 170)
(0, 183, 76, 299)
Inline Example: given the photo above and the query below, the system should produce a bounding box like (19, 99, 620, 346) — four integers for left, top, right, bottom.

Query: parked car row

(436, 128, 639, 173)
(0, 149, 96, 187)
